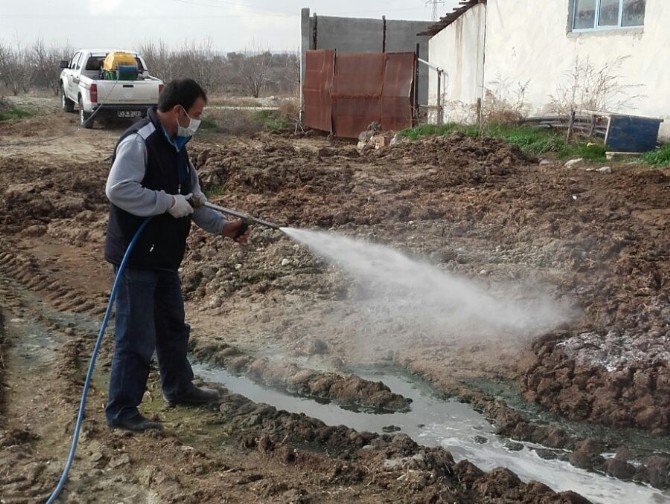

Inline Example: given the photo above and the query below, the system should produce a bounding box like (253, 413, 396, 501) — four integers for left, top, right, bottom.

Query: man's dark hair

(158, 78, 207, 112)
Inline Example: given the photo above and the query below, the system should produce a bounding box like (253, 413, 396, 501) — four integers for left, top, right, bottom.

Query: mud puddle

(0, 287, 150, 502)
(8, 316, 60, 365)
(2, 287, 101, 367)
(194, 363, 670, 504)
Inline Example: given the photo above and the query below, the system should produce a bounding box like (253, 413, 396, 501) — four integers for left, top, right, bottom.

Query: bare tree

(269, 52, 300, 96)
(182, 38, 218, 92)
(28, 39, 71, 95)
(0, 38, 300, 98)
(138, 39, 175, 82)
(480, 75, 531, 124)
(237, 51, 273, 98)
(548, 56, 645, 115)
(0, 43, 31, 95)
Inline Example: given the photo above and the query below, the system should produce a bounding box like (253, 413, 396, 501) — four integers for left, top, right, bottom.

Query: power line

(425, 0, 446, 21)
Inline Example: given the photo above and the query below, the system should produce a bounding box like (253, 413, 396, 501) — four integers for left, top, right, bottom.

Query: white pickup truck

(59, 49, 163, 129)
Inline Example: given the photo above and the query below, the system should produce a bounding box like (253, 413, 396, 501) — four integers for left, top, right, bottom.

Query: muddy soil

(186, 131, 670, 433)
(189, 340, 412, 412)
(1, 98, 669, 501)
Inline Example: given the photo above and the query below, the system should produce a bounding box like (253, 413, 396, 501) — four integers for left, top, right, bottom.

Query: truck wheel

(79, 97, 94, 129)
(61, 86, 75, 113)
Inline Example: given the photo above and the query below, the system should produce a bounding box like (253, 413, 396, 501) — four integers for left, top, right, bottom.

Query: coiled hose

(46, 217, 152, 503)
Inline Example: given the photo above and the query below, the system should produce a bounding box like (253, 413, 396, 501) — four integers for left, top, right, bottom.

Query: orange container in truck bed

(102, 52, 137, 71)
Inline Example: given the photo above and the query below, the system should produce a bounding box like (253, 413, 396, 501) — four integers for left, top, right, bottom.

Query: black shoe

(165, 385, 221, 407)
(108, 414, 163, 432)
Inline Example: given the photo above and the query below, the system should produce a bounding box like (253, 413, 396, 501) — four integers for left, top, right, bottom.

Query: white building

(424, 0, 667, 138)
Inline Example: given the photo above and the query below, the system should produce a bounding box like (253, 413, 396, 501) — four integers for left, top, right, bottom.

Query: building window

(573, 0, 645, 30)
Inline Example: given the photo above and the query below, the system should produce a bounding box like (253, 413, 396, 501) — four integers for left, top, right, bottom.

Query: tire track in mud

(0, 246, 108, 318)
(0, 259, 172, 503)
(0, 271, 82, 502)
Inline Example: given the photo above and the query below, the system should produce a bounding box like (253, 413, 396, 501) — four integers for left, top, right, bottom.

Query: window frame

(70, 52, 82, 70)
(571, 0, 645, 32)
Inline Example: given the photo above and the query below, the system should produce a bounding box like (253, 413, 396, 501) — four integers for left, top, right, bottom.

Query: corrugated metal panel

(332, 96, 383, 139)
(303, 50, 415, 138)
(332, 53, 385, 138)
(332, 53, 385, 98)
(302, 50, 335, 132)
(381, 52, 415, 131)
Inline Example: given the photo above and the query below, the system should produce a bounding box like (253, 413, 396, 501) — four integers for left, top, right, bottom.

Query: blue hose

(46, 217, 152, 504)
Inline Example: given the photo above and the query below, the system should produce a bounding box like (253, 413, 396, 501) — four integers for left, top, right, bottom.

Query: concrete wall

(300, 8, 432, 106)
(428, 4, 486, 124)
(428, 0, 670, 138)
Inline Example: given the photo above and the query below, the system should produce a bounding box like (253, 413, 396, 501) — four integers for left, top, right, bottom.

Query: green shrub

(399, 123, 478, 140)
(200, 108, 265, 135)
(255, 110, 293, 133)
(199, 116, 221, 132)
(641, 144, 670, 167)
(400, 122, 608, 161)
(0, 106, 33, 122)
(557, 142, 607, 161)
(485, 124, 565, 155)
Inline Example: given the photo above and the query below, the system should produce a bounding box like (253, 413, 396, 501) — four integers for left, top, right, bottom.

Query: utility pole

(425, 0, 445, 21)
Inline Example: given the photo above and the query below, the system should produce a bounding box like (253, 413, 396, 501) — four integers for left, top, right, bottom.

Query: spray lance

(189, 196, 282, 237)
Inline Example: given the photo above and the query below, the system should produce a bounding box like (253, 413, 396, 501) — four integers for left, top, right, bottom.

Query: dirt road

(1, 98, 669, 502)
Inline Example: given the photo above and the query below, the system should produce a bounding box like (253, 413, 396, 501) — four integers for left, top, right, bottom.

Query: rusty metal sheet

(332, 96, 382, 139)
(381, 52, 415, 131)
(332, 53, 385, 98)
(332, 53, 385, 138)
(304, 50, 415, 138)
(303, 50, 335, 132)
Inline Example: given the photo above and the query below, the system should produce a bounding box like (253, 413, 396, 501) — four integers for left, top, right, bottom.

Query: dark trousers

(105, 267, 194, 423)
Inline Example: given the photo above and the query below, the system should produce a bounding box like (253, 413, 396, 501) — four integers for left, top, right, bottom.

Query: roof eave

(417, 0, 486, 36)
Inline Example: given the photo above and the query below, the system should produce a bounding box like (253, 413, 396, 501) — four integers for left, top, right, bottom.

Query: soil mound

(369, 133, 530, 175)
(191, 340, 412, 412)
(0, 157, 107, 234)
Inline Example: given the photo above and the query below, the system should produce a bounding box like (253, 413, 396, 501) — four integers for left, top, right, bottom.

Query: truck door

(68, 52, 82, 98)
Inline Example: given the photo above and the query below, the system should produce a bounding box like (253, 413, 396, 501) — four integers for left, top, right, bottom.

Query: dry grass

(201, 108, 265, 135)
(480, 77, 530, 125)
(277, 100, 300, 122)
(207, 96, 263, 108)
(548, 56, 645, 115)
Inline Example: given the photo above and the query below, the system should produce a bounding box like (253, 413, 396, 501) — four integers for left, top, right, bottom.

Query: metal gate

(302, 50, 415, 138)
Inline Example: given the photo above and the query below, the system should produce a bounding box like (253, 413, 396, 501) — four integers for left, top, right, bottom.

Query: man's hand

(191, 193, 206, 208)
(222, 219, 250, 244)
(168, 193, 194, 218)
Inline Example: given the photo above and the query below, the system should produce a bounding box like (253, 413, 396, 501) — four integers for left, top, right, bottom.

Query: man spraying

(103, 78, 248, 432)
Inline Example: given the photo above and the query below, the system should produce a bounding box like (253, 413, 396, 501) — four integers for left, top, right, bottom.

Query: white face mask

(177, 107, 201, 137)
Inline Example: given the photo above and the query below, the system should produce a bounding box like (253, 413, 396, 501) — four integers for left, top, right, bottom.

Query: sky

(0, 0, 460, 53)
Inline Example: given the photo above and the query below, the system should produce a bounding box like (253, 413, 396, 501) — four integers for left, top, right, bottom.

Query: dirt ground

(1, 97, 669, 502)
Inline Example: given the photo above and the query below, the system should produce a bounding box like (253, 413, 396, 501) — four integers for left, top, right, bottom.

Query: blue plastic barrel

(117, 65, 139, 81)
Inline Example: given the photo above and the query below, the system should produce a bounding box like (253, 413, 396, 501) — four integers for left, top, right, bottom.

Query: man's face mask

(177, 106, 201, 137)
